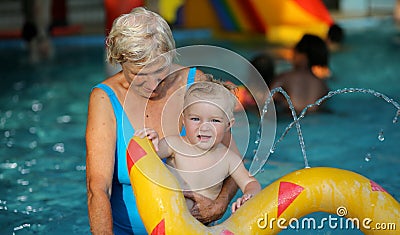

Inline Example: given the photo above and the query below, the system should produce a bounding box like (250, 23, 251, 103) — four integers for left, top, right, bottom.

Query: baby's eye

(211, 119, 221, 123)
(190, 117, 200, 121)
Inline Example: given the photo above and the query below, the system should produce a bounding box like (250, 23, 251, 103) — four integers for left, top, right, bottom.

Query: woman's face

(122, 58, 171, 99)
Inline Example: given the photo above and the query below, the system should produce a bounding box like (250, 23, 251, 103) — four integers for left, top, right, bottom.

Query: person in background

(395, 0, 400, 27)
(270, 34, 330, 114)
(326, 24, 345, 52)
(250, 53, 276, 87)
(85, 7, 239, 234)
(136, 79, 261, 217)
(21, 0, 53, 63)
(233, 53, 276, 112)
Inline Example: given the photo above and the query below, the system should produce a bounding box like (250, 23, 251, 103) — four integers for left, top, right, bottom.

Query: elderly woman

(85, 7, 238, 234)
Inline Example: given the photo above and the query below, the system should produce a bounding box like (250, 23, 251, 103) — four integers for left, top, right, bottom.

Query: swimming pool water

(0, 43, 104, 234)
(1, 18, 399, 234)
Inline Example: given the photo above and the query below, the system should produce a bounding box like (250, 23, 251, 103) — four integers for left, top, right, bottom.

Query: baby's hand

(134, 128, 159, 151)
(231, 194, 253, 213)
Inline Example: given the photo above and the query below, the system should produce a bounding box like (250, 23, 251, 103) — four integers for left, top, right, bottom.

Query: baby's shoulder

(215, 144, 241, 161)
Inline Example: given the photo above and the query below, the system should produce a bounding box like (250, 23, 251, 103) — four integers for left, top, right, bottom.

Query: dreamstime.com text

(257, 206, 396, 231)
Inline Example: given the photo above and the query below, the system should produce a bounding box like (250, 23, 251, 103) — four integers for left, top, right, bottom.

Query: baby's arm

(134, 128, 160, 151)
(231, 181, 260, 213)
(227, 153, 261, 213)
(134, 128, 172, 158)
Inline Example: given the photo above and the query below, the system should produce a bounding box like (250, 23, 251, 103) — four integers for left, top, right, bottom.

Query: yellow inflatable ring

(127, 137, 400, 234)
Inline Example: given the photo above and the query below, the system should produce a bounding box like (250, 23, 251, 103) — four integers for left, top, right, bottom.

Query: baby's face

(182, 101, 231, 151)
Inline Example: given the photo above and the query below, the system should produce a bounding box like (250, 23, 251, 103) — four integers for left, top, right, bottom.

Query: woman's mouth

(144, 87, 155, 93)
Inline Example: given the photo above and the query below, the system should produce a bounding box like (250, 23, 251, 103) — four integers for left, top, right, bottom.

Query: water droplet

(75, 165, 86, 171)
(25, 159, 36, 167)
(17, 196, 28, 202)
(364, 153, 372, 162)
(0, 162, 17, 169)
(20, 168, 30, 174)
(17, 179, 29, 186)
(52, 143, 65, 153)
(6, 140, 14, 147)
(29, 141, 37, 149)
(377, 129, 385, 142)
(31, 102, 42, 112)
(269, 148, 274, 154)
(57, 115, 71, 123)
(393, 110, 400, 123)
(29, 127, 36, 134)
(4, 130, 10, 138)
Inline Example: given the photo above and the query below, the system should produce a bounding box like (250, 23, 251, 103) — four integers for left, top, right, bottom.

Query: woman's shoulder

(170, 64, 204, 83)
(92, 72, 127, 97)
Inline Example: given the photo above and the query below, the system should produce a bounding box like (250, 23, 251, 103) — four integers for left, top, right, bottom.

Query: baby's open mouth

(197, 135, 212, 141)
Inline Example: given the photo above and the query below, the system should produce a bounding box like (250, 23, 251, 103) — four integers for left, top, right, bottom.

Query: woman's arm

(86, 88, 116, 234)
(184, 176, 238, 224)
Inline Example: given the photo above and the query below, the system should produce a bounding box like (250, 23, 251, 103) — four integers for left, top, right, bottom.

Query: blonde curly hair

(106, 7, 175, 67)
(184, 76, 238, 120)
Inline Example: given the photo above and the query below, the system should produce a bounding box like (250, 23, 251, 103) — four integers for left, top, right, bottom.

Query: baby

(136, 79, 261, 214)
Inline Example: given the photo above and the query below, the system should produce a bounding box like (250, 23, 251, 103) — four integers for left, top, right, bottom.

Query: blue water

(1, 17, 399, 234)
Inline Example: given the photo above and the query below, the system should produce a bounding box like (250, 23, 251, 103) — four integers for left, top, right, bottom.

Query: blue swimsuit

(92, 68, 196, 234)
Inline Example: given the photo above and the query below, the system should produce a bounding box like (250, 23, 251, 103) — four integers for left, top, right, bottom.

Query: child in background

(135, 79, 261, 216)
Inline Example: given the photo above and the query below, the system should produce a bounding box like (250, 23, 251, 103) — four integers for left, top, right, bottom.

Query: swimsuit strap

(180, 67, 197, 136)
(92, 83, 123, 119)
(186, 67, 196, 89)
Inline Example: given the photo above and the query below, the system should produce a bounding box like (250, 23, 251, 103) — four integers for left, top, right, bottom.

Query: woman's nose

(148, 77, 162, 90)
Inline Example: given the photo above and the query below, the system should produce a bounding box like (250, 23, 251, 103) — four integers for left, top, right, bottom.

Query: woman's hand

(231, 194, 253, 213)
(183, 191, 227, 224)
(134, 128, 159, 151)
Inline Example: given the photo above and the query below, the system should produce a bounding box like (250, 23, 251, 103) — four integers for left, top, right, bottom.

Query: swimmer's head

(106, 7, 175, 67)
(327, 24, 344, 44)
(294, 34, 329, 68)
